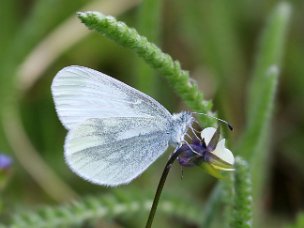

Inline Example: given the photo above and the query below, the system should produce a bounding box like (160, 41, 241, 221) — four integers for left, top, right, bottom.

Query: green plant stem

(145, 148, 182, 228)
(77, 11, 215, 127)
(230, 157, 252, 228)
(7, 188, 202, 227)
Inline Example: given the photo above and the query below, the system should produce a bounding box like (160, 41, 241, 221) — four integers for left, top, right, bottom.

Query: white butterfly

(51, 66, 195, 186)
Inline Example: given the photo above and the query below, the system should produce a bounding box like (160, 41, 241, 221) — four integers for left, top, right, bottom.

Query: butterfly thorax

(168, 111, 194, 147)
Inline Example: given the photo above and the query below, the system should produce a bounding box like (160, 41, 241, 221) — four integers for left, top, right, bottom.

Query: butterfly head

(169, 112, 194, 147)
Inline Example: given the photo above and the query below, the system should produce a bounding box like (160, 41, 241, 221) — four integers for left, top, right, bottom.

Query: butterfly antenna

(192, 128, 201, 133)
(193, 112, 233, 131)
(185, 133, 193, 141)
(189, 126, 201, 141)
(192, 119, 202, 129)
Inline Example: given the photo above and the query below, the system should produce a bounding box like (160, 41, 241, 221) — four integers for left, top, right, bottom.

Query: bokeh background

(0, 0, 303, 227)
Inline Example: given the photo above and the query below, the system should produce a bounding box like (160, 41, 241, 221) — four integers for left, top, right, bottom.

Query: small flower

(0, 153, 13, 190)
(0, 154, 12, 170)
(177, 127, 234, 178)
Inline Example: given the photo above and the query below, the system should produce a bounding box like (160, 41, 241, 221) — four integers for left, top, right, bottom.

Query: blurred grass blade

(136, 0, 161, 44)
(78, 11, 216, 126)
(2, 107, 77, 202)
(0, 0, 18, 61)
(200, 182, 223, 228)
(18, 0, 141, 93)
(237, 2, 291, 160)
(0, 0, 86, 107)
(134, 0, 162, 97)
(179, 0, 245, 124)
(0, 0, 87, 202)
(237, 66, 279, 159)
(0, 0, 85, 147)
(204, 3, 291, 227)
(289, 212, 304, 228)
(7, 191, 203, 227)
(247, 2, 291, 122)
(235, 2, 291, 226)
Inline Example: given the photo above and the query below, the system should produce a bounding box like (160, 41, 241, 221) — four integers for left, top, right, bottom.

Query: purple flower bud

(0, 154, 12, 170)
(0, 154, 13, 190)
(177, 140, 208, 167)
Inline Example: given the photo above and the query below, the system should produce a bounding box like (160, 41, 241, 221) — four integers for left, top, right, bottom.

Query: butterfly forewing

(51, 66, 171, 130)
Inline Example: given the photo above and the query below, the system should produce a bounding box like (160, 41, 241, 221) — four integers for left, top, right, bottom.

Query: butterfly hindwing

(64, 117, 170, 186)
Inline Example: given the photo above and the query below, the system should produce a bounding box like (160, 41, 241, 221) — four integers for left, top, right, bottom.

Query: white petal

(200, 127, 217, 145)
(216, 139, 226, 151)
(212, 139, 234, 165)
